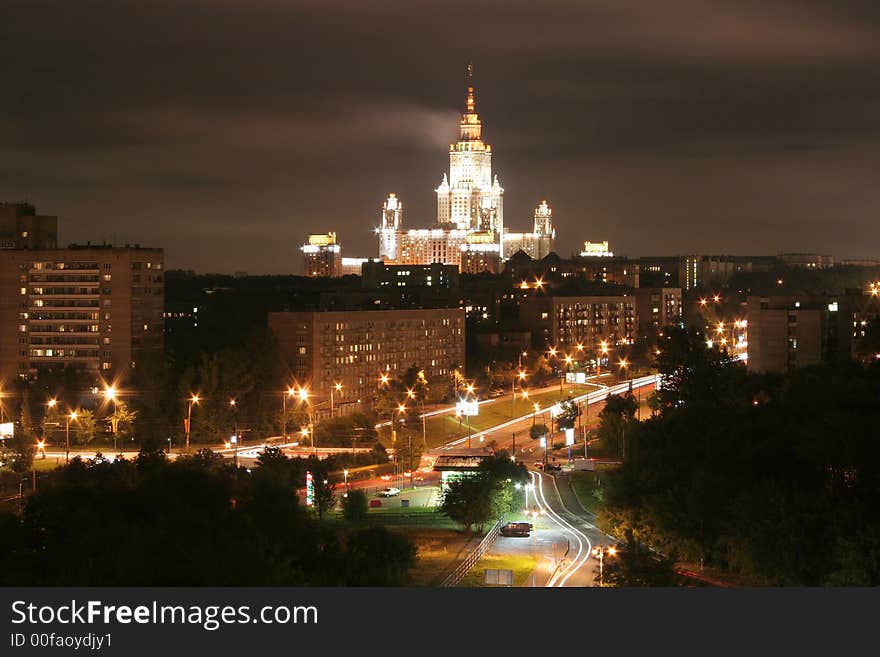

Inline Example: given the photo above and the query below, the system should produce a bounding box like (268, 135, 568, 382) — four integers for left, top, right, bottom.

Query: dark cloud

(1, 0, 879, 271)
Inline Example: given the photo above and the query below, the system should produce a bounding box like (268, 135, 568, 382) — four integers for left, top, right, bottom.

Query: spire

(465, 62, 475, 113)
(459, 62, 482, 142)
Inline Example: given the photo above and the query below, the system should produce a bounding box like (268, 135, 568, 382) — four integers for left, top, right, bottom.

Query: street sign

(565, 372, 587, 384)
(484, 569, 514, 586)
(565, 427, 575, 446)
(455, 400, 479, 416)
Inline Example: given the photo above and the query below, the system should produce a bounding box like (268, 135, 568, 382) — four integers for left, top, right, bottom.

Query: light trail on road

(437, 374, 659, 451)
(530, 469, 594, 587)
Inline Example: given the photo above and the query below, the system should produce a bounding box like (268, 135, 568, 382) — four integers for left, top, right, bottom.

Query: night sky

(2, 1, 880, 273)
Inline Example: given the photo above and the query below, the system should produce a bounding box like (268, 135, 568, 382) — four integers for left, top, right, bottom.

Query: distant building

(505, 251, 637, 288)
(745, 293, 860, 373)
(579, 241, 613, 257)
(779, 253, 834, 269)
(0, 203, 57, 250)
(341, 257, 381, 276)
(519, 294, 637, 349)
(460, 243, 502, 273)
(361, 261, 459, 289)
(376, 70, 555, 270)
(268, 307, 465, 416)
(0, 245, 164, 382)
(302, 233, 342, 277)
(634, 287, 682, 330)
(502, 201, 555, 261)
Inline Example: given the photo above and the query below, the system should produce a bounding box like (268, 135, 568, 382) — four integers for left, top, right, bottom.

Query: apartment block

(269, 307, 465, 415)
(0, 246, 164, 383)
(519, 294, 637, 349)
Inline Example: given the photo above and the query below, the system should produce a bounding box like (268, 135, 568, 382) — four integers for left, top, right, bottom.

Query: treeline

(0, 443, 414, 586)
(597, 326, 880, 585)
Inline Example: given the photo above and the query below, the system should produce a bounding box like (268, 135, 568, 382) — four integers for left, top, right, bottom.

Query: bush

(341, 489, 369, 522)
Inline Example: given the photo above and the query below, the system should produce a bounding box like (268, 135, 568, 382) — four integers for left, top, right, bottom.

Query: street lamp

(597, 340, 609, 379)
(103, 386, 118, 450)
(331, 382, 342, 416)
(36, 439, 46, 460)
(562, 354, 574, 395)
(592, 545, 617, 587)
(230, 398, 239, 467)
(185, 393, 200, 451)
(65, 410, 78, 464)
(282, 386, 296, 438)
(512, 368, 527, 417)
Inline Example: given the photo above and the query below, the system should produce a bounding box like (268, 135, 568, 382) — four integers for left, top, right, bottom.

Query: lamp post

(230, 398, 238, 468)
(343, 468, 349, 497)
(282, 386, 296, 438)
(185, 393, 200, 451)
(331, 382, 342, 417)
(102, 386, 119, 450)
(44, 398, 57, 450)
(593, 545, 617, 587)
(65, 410, 78, 464)
(512, 368, 527, 417)
(296, 387, 316, 456)
(563, 354, 574, 395)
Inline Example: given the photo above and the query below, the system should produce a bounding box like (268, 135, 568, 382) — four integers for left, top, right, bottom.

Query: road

(429, 374, 658, 461)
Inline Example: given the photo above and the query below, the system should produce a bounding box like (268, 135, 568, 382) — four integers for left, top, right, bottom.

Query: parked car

(500, 522, 533, 537)
(378, 487, 401, 497)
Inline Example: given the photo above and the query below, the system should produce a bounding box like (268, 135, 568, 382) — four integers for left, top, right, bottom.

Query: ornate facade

(377, 68, 554, 271)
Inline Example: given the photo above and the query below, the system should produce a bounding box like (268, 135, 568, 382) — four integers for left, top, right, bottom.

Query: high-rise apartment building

(268, 307, 465, 416)
(0, 245, 164, 382)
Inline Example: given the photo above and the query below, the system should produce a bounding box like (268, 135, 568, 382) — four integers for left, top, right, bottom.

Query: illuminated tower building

(435, 67, 504, 242)
(302, 232, 342, 277)
(378, 193, 403, 261)
(502, 200, 556, 260)
(376, 65, 557, 273)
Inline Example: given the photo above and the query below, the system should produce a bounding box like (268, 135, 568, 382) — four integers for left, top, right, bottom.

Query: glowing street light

(282, 386, 297, 438)
(185, 393, 200, 451)
(331, 382, 343, 416)
(102, 386, 120, 450)
(65, 410, 78, 464)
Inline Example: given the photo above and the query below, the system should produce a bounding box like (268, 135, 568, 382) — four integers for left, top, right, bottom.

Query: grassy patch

(570, 471, 607, 515)
(400, 528, 480, 586)
(457, 552, 538, 587)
